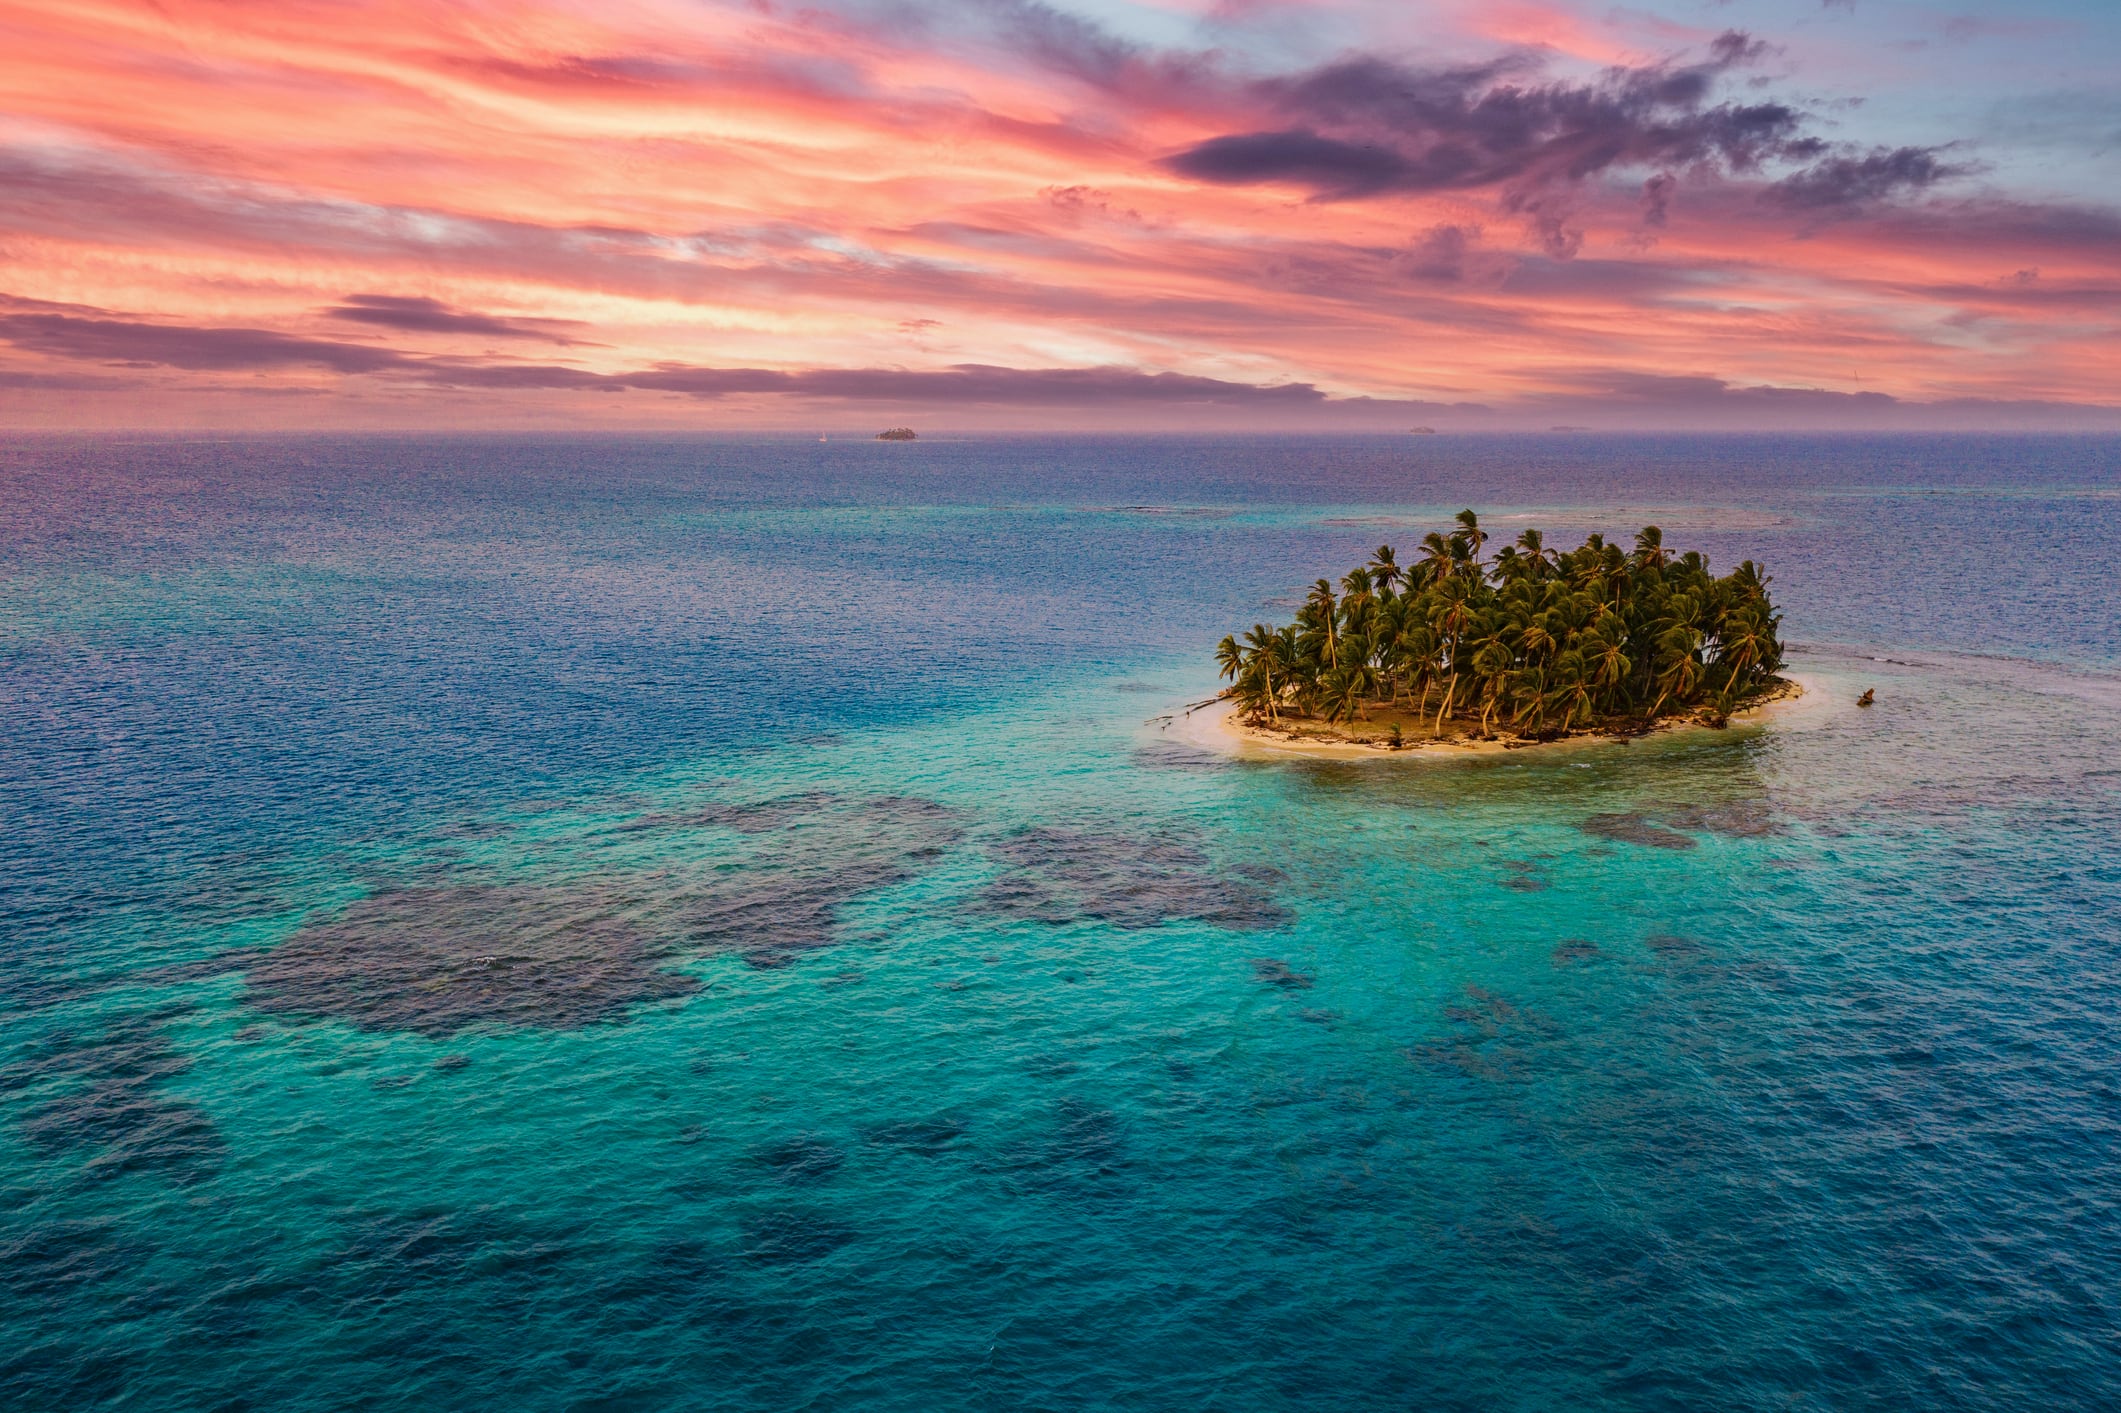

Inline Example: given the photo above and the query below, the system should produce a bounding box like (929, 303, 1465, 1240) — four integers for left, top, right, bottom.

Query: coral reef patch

(971, 824, 1290, 931)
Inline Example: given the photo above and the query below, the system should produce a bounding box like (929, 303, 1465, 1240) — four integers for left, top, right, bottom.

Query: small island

(876, 427, 918, 441)
(1214, 510, 1791, 752)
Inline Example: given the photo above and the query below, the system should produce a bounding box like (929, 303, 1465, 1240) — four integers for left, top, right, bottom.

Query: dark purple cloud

(1766, 146, 1968, 212)
(1641, 172, 1677, 226)
(0, 304, 405, 373)
(455, 361, 1345, 406)
(1549, 369, 1898, 409)
(1401, 223, 1480, 283)
(1158, 29, 1991, 234)
(1163, 36, 1812, 201)
(0, 368, 131, 391)
(0, 295, 1431, 410)
(1511, 368, 2121, 429)
(325, 294, 589, 343)
(1169, 130, 1412, 198)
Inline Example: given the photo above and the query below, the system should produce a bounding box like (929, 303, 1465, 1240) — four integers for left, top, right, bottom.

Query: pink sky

(2, 0, 2117, 429)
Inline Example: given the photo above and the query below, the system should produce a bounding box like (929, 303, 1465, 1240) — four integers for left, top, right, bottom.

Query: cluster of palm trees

(1216, 511, 1784, 738)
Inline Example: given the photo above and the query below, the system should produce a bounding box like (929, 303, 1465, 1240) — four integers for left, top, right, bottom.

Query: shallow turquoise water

(3, 436, 2119, 1409)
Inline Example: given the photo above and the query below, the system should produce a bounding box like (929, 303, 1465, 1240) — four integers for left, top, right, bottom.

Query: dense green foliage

(1217, 511, 1785, 737)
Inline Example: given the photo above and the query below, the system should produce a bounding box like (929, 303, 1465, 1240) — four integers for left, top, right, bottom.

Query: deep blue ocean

(3, 433, 2118, 1411)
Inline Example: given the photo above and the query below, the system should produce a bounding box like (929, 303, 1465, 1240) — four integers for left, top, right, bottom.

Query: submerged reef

(231, 883, 698, 1036)
(155, 795, 1298, 1040)
(178, 792, 964, 1036)
(1251, 958, 1314, 990)
(5, 1005, 226, 1183)
(970, 824, 1291, 931)
(1407, 985, 1563, 1083)
(750, 1136, 846, 1185)
(668, 795, 961, 967)
(1581, 798, 1782, 851)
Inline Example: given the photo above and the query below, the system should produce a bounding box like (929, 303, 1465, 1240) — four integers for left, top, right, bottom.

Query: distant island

(876, 427, 918, 441)
(1215, 510, 1791, 752)
(1408, 426, 1437, 435)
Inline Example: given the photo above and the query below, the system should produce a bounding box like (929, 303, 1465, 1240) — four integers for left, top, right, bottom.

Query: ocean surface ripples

(2, 434, 2118, 1411)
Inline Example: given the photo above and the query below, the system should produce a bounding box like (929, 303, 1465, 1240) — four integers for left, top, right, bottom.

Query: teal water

(3, 436, 2119, 1409)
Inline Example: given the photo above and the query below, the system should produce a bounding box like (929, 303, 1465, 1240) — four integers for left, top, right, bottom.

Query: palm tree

(1400, 623, 1442, 718)
(1509, 663, 1553, 735)
(1453, 508, 1487, 563)
(1587, 627, 1631, 712)
(1319, 665, 1368, 723)
(1428, 578, 1475, 731)
(1241, 623, 1281, 722)
(1339, 570, 1376, 637)
(1417, 530, 1455, 586)
(1305, 578, 1340, 669)
(1517, 610, 1558, 665)
(1648, 622, 1705, 717)
(1713, 606, 1776, 689)
(1549, 652, 1597, 730)
(1515, 528, 1553, 580)
(1472, 638, 1513, 736)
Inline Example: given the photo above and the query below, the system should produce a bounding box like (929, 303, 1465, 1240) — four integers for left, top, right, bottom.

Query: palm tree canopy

(1217, 516, 1785, 737)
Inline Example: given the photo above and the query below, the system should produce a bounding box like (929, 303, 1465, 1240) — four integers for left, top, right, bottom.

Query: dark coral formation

(1655, 801, 1781, 837)
(1130, 739, 1230, 772)
(1582, 798, 1781, 850)
(663, 794, 962, 967)
(1582, 813, 1698, 850)
(180, 791, 963, 1036)
(230, 883, 698, 1036)
(866, 1117, 966, 1154)
(750, 1137, 845, 1185)
(1251, 958, 1315, 990)
(0, 1217, 154, 1298)
(615, 791, 842, 834)
(971, 824, 1291, 931)
(981, 1098, 1127, 1195)
(4, 1007, 225, 1182)
(1407, 985, 1561, 1082)
(1499, 859, 1550, 891)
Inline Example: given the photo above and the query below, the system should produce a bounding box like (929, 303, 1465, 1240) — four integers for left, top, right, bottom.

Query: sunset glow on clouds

(2, 0, 2118, 428)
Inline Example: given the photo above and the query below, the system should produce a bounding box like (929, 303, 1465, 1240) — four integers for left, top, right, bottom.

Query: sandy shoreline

(1166, 676, 1815, 762)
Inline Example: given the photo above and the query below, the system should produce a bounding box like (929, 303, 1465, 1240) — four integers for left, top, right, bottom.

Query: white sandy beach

(1164, 674, 1824, 763)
